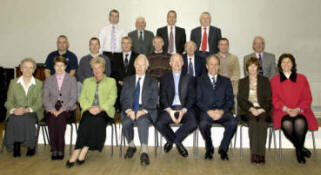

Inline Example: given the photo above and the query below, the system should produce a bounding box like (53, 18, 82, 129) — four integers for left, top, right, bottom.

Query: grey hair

(134, 54, 149, 68)
(20, 57, 36, 70)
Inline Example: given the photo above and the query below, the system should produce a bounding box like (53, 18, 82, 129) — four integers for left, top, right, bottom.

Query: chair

(277, 129, 316, 159)
(106, 120, 119, 156)
(120, 123, 159, 157)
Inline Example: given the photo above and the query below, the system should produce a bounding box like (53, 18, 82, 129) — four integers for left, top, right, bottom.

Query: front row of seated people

(3, 53, 317, 167)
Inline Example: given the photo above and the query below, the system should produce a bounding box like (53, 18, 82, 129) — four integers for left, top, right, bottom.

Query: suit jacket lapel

(169, 73, 175, 103)
(214, 75, 222, 92)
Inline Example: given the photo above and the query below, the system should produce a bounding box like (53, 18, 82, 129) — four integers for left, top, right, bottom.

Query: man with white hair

(243, 36, 276, 79)
(120, 54, 159, 166)
(128, 17, 154, 55)
(190, 11, 222, 58)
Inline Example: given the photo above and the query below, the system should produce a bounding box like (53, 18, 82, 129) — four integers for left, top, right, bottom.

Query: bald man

(128, 17, 154, 55)
(156, 54, 197, 158)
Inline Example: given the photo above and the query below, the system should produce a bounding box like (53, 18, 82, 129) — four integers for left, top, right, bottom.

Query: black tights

(281, 115, 308, 150)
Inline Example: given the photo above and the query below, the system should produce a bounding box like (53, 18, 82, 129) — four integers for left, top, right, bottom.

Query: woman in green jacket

(4, 58, 43, 157)
(66, 57, 117, 168)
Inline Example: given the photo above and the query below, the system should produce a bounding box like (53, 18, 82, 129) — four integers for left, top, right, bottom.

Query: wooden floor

(1, 123, 321, 175)
(0, 145, 321, 175)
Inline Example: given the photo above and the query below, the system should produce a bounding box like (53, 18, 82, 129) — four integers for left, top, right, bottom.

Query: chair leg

(35, 124, 40, 152)
(271, 128, 277, 160)
(114, 124, 118, 147)
(41, 126, 47, 146)
(240, 125, 243, 159)
(278, 129, 282, 159)
(154, 128, 157, 157)
(111, 125, 114, 157)
(69, 124, 73, 155)
(268, 128, 272, 149)
(233, 126, 237, 149)
(119, 129, 124, 157)
(44, 126, 51, 145)
(1, 129, 5, 153)
(159, 134, 163, 156)
(311, 131, 316, 158)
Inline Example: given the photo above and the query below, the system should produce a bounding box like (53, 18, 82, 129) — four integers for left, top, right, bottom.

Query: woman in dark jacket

(237, 57, 272, 164)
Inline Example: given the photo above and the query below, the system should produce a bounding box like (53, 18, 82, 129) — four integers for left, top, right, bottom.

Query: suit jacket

(79, 75, 117, 118)
(160, 71, 196, 111)
(5, 77, 43, 121)
(111, 51, 139, 82)
(156, 26, 186, 54)
(182, 54, 206, 77)
(243, 52, 276, 79)
(237, 75, 272, 119)
(120, 75, 159, 122)
(196, 74, 234, 113)
(128, 30, 154, 55)
(190, 26, 222, 54)
(43, 73, 78, 112)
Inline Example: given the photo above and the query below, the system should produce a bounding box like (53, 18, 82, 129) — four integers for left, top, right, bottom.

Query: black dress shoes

(164, 142, 173, 153)
(140, 153, 150, 166)
(204, 147, 214, 160)
(124, 147, 137, 159)
(176, 143, 188, 157)
(13, 142, 21, 158)
(76, 159, 85, 165)
(296, 149, 306, 164)
(302, 147, 311, 158)
(218, 149, 229, 161)
(26, 148, 35, 157)
(66, 160, 75, 168)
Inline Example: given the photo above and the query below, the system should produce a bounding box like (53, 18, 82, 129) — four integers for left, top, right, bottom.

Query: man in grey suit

(243, 36, 276, 79)
(120, 54, 159, 166)
(128, 17, 154, 55)
(191, 12, 222, 58)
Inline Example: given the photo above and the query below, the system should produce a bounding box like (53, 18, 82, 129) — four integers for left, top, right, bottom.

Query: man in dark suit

(128, 17, 154, 55)
(197, 55, 237, 161)
(111, 36, 139, 111)
(190, 12, 222, 58)
(120, 55, 158, 166)
(156, 53, 198, 157)
(156, 10, 186, 54)
(182, 41, 206, 77)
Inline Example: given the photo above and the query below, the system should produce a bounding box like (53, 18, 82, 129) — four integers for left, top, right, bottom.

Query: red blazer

(270, 73, 318, 130)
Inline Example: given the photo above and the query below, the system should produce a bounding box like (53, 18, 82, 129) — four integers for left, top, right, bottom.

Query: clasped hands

(127, 109, 147, 121)
(168, 108, 185, 124)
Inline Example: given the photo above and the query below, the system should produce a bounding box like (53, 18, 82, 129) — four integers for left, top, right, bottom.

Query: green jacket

(80, 75, 117, 118)
(5, 78, 43, 121)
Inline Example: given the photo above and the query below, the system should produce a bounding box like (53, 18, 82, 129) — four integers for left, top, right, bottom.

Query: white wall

(1, 0, 321, 105)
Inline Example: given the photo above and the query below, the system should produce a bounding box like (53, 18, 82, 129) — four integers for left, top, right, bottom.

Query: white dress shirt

(99, 24, 126, 53)
(199, 26, 210, 52)
(167, 25, 176, 54)
(208, 73, 217, 84)
(255, 52, 263, 59)
(137, 30, 144, 40)
(123, 51, 132, 63)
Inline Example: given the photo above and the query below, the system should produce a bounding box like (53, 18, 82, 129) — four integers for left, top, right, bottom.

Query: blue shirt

(45, 50, 78, 75)
(172, 72, 181, 106)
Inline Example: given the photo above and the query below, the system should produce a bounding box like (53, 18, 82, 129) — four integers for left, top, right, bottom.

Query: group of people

(2, 9, 318, 169)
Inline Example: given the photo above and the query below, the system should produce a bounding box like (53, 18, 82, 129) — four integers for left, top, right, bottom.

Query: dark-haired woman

(270, 53, 318, 164)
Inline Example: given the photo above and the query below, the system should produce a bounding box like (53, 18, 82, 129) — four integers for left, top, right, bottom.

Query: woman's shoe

(66, 160, 75, 168)
(76, 159, 85, 165)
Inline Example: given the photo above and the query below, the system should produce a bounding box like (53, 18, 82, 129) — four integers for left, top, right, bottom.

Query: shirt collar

(172, 71, 181, 77)
(136, 74, 145, 80)
(123, 51, 132, 57)
(56, 72, 66, 79)
(17, 76, 36, 86)
(255, 52, 263, 58)
(208, 73, 217, 81)
(280, 71, 297, 82)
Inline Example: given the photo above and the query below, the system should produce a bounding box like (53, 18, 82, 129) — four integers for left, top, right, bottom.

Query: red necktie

(201, 27, 207, 52)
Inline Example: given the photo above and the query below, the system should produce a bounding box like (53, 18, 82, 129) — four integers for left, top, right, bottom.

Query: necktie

(124, 54, 129, 69)
(201, 27, 207, 52)
(139, 31, 143, 41)
(258, 54, 263, 76)
(212, 77, 216, 90)
(111, 25, 116, 52)
(188, 58, 194, 76)
(133, 77, 141, 113)
(168, 26, 174, 53)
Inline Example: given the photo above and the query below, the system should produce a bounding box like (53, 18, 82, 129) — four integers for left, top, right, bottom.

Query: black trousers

(156, 110, 197, 144)
(199, 111, 237, 152)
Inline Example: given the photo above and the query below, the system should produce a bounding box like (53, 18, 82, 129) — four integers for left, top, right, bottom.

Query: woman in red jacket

(270, 53, 318, 164)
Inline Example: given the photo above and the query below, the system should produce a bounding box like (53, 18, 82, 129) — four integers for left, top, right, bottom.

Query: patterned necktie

(168, 26, 174, 53)
(133, 77, 141, 113)
(188, 58, 194, 76)
(258, 54, 263, 76)
(212, 77, 216, 90)
(111, 25, 116, 52)
(201, 27, 207, 52)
